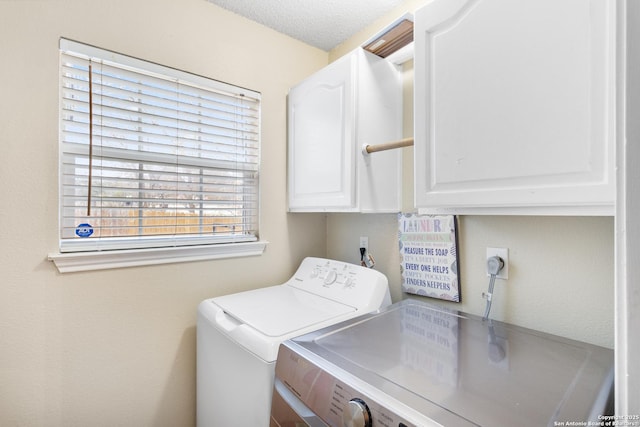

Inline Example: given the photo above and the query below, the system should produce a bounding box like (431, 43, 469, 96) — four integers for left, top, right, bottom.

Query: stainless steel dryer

(270, 299, 614, 427)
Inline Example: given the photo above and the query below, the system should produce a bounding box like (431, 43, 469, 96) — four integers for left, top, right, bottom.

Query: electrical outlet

(359, 236, 368, 251)
(486, 247, 509, 279)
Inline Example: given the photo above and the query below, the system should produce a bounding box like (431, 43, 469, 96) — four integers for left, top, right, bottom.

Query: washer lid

(213, 284, 355, 337)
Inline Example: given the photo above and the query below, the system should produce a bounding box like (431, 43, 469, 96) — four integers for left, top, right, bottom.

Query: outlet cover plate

(359, 236, 368, 251)
(486, 247, 509, 279)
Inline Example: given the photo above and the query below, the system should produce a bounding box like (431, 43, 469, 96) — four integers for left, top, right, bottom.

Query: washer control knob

(342, 398, 372, 427)
(324, 270, 337, 285)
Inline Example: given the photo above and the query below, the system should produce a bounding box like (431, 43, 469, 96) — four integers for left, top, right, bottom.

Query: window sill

(48, 241, 268, 273)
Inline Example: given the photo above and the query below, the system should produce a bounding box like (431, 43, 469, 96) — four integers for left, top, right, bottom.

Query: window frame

(50, 39, 266, 273)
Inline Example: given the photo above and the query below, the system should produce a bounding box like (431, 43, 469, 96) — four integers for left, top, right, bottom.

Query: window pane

(59, 39, 260, 252)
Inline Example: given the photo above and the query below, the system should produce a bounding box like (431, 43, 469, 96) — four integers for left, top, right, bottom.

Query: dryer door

(270, 378, 328, 427)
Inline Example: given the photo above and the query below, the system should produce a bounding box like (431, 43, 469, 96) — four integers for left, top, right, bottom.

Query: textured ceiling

(206, 0, 406, 51)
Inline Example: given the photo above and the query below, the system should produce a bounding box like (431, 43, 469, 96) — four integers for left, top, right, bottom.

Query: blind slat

(61, 145, 259, 172)
(61, 90, 260, 135)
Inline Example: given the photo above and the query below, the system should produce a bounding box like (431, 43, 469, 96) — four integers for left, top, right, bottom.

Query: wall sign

(398, 213, 461, 302)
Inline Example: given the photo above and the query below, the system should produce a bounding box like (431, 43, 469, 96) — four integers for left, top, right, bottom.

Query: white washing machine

(196, 257, 392, 427)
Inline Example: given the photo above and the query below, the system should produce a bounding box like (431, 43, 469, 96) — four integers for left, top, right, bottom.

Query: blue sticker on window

(75, 223, 94, 238)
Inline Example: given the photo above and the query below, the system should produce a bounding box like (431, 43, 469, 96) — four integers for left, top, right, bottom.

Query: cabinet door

(414, 0, 617, 214)
(288, 55, 356, 211)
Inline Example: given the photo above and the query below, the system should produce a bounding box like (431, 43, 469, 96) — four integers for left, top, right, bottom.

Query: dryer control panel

(272, 343, 427, 427)
(287, 257, 391, 311)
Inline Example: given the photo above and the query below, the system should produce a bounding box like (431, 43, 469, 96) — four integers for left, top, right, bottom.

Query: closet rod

(363, 137, 414, 154)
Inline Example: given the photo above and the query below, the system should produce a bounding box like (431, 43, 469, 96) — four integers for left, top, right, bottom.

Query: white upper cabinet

(288, 48, 402, 212)
(414, 0, 617, 215)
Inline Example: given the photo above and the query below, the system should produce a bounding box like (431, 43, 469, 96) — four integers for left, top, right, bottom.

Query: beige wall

(327, 214, 614, 348)
(326, 0, 614, 349)
(0, 0, 328, 425)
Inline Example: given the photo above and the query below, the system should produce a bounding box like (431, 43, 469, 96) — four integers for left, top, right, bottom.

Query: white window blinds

(59, 39, 260, 253)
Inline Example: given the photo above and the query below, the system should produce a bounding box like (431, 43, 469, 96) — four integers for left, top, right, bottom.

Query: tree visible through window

(59, 39, 260, 252)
